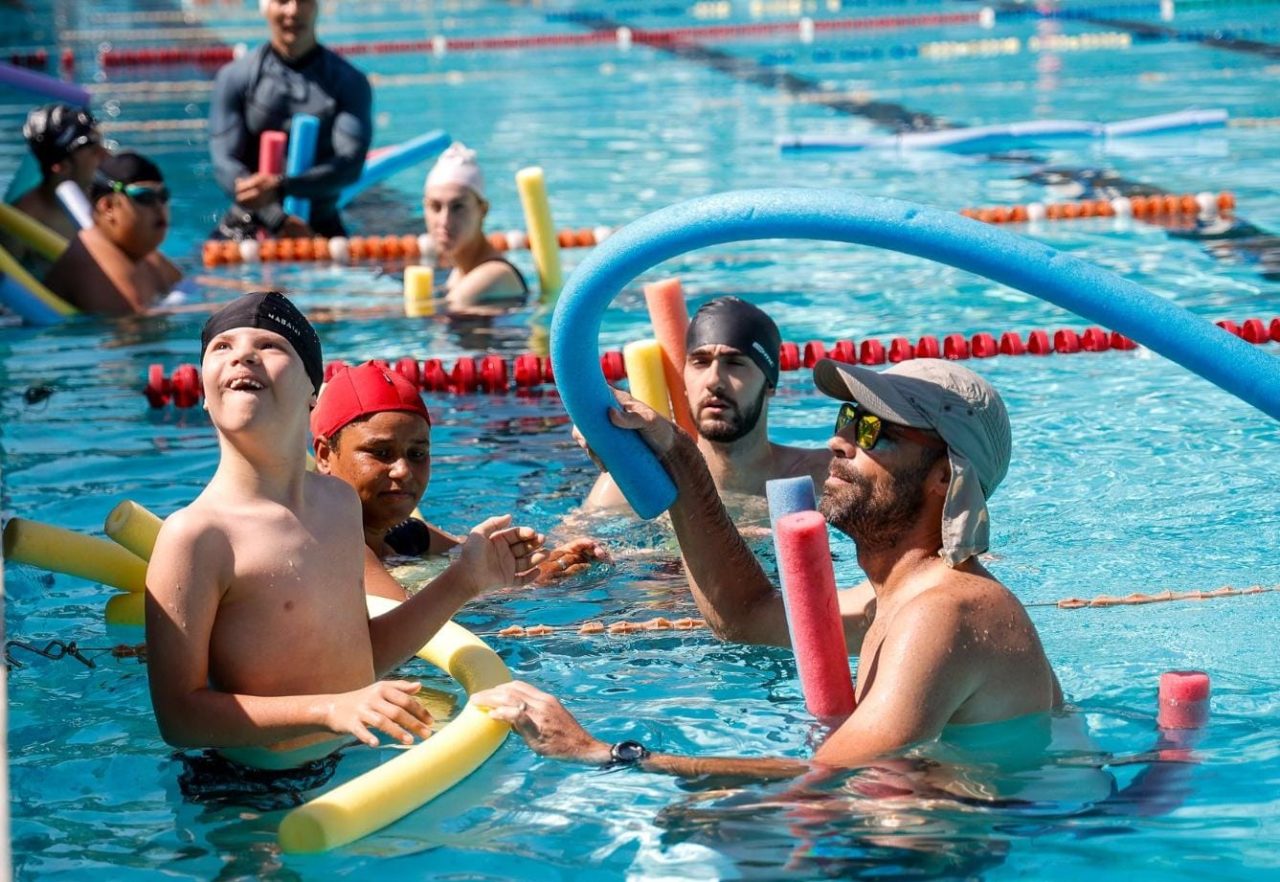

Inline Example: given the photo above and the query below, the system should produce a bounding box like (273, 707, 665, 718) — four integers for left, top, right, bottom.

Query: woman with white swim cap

(423, 143, 529, 309)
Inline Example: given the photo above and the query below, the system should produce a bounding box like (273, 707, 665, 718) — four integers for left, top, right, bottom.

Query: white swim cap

(425, 142, 485, 201)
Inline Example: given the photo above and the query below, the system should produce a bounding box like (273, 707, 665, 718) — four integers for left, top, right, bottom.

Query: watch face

(612, 740, 648, 764)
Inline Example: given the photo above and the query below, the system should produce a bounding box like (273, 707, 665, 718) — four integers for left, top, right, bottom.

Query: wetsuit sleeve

(208, 62, 254, 199)
(279, 67, 372, 199)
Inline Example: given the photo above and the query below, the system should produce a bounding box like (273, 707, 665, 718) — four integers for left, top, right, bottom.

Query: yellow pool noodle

(278, 595, 512, 853)
(104, 500, 164, 560)
(105, 591, 145, 627)
(622, 339, 673, 419)
(0, 202, 69, 261)
(3, 517, 147, 593)
(515, 166, 563, 302)
(0, 241, 77, 317)
(403, 265, 435, 317)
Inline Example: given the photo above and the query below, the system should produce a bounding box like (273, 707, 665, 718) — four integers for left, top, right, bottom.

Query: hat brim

(812, 359, 933, 430)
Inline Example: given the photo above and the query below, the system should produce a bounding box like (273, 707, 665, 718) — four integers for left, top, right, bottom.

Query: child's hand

(534, 538, 610, 583)
(325, 679, 433, 747)
(458, 515, 547, 596)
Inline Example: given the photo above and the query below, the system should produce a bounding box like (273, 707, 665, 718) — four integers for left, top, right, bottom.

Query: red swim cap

(311, 361, 431, 440)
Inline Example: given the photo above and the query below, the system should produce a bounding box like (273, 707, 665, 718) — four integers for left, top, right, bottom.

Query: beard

(696, 386, 768, 443)
(819, 450, 941, 553)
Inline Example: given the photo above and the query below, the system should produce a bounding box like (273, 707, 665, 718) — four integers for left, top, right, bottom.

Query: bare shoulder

(148, 501, 235, 589)
(772, 443, 832, 482)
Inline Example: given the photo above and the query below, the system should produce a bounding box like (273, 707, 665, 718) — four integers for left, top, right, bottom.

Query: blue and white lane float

(337, 129, 451, 208)
(777, 108, 1227, 153)
(550, 188, 1280, 519)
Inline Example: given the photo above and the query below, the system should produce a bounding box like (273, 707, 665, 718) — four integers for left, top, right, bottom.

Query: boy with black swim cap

(146, 291, 548, 769)
(582, 296, 830, 512)
(43, 151, 184, 315)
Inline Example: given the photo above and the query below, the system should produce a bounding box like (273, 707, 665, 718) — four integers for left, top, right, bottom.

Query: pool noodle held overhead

(551, 189, 1280, 519)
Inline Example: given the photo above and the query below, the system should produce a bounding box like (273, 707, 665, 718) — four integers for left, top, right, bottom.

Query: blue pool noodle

(778, 109, 1227, 153)
(551, 189, 1280, 520)
(282, 114, 319, 221)
(0, 60, 91, 107)
(0, 274, 65, 325)
(337, 130, 451, 208)
(766, 476, 817, 526)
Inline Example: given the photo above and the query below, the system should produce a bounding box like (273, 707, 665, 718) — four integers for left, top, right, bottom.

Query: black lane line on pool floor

(567, 12, 1279, 279)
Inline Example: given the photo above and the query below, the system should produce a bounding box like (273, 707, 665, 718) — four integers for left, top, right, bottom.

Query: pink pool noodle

(774, 510, 856, 719)
(259, 130, 287, 175)
(1157, 670, 1210, 730)
(642, 278, 697, 436)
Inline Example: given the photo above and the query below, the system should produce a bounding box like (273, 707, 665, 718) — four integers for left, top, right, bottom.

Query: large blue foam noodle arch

(550, 189, 1280, 519)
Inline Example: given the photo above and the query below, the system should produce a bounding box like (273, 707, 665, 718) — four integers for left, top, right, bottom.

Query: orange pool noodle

(642, 278, 697, 435)
(774, 510, 856, 719)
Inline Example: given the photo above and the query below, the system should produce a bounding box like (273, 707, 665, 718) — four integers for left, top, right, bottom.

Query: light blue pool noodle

(551, 189, 1280, 520)
(0, 273, 65, 325)
(282, 114, 319, 221)
(337, 129, 451, 208)
(766, 476, 816, 526)
(778, 108, 1227, 152)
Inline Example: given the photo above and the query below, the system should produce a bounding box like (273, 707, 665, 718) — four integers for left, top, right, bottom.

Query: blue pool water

(2, 0, 1280, 878)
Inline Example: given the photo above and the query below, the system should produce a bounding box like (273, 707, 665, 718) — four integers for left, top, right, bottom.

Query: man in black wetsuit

(208, 0, 372, 239)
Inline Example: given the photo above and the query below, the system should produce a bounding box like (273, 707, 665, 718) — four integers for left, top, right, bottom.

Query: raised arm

(366, 515, 546, 676)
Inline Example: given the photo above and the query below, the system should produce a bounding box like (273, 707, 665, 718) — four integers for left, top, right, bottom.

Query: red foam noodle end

(775, 510, 856, 719)
(259, 131, 288, 175)
(1157, 670, 1211, 730)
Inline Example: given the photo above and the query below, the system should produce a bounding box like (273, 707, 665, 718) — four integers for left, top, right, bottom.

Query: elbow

(154, 714, 204, 749)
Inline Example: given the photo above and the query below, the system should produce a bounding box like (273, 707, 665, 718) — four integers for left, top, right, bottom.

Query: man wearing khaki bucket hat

(474, 358, 1065, 777)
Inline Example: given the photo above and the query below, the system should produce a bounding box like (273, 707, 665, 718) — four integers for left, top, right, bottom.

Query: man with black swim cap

(583, 296, 830, 512)
(146, 290, 549, 770)
(43, 151, 183, 315)
(3, 103, 109, 272)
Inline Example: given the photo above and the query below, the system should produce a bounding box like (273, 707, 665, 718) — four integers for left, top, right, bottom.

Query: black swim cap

(685, 297, 781, 387)
(90, 152, 164, 203)
(200, 291, 324, 393)
(23, 103, 101, 173)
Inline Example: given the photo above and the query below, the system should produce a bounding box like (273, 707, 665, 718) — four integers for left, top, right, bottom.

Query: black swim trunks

(175, 748, 341, 812)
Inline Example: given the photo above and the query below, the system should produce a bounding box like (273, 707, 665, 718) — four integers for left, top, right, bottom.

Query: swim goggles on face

(834, 401, 946, 451)
(96, 173, 171, 207)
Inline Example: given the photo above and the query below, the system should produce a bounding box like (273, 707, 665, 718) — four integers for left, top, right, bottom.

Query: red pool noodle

(775, 510, 856, 719)
(259, 130, 287, 175)
(1157, 670, 1210, 729)
(642, 278, 697, 436)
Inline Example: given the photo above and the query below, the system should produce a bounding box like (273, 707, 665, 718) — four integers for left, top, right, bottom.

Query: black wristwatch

(608, 740, 650, 767)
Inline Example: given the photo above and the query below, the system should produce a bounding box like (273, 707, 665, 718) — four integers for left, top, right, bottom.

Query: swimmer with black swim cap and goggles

(43, 151, 184, 315)
(582, 296, 831, 513)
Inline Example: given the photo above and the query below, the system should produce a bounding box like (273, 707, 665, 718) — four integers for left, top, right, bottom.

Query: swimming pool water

(3, 0, 1280, 879)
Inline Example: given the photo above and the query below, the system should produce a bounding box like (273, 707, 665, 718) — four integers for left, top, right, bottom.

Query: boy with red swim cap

(146, 291, 548, 768)
(312, 361, 608, 600)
